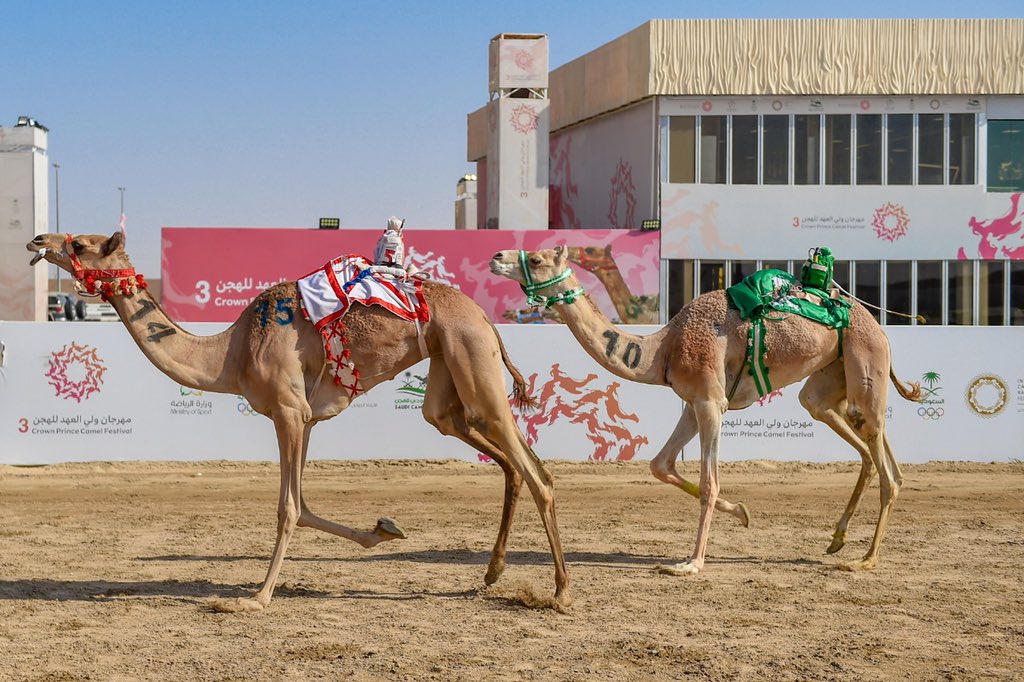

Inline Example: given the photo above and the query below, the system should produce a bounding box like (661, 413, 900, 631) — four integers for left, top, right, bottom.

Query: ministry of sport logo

(45, 341, 106, 403)
(917, 371, 944, 420)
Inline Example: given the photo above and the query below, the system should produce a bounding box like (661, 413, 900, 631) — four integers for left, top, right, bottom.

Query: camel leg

(422, 360, 523, 586)
(799, 365, 876, 554)
(838, 360, 899, 572)
(649, 404, 750, 526)
(442, 336, 570, 607)
(212, 407, 306, 612)
(296, 421, 406, 547)
(659, 395, 726, 576)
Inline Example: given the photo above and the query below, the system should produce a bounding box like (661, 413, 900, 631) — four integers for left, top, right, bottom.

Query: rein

(64, 233, 148, 301)
(517, 250, 585, 308)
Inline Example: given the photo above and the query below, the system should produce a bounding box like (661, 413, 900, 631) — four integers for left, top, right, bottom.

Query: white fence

(0, 322, 1021, 464)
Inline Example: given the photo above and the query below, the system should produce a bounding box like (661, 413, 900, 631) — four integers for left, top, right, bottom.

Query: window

(700, 116, 727, 184)
(856, 115, 883, 185)
(979, 261, 1005, 325)
(886, 114, 913, 185)
(987, 120, 1024, 192)
(1011, 261, 1024, 324)
(667, 260, 694, 318)
(886, 261, 912, 325)
(855, 261, 881, 322)
(917, 261, 943, 325)
(668, 116, 696, 183)
(832, 261, 851, 292)
(762, 115, 789, 184)
(825, 115, 851, 185)
(918, 114, 944, 185)
(731, 115, 758, 184)
(947, 260, 974, 325)
(699, 261, 726, 293)
(730, 261, 757, 286)
(794, 115, 820, 185)
(948, 113, 976, 185)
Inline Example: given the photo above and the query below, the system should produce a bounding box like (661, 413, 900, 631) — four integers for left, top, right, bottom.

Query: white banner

(486, 98, 550, 229)
(661, 184, 1024, 261)
(1, 323, 1021, 464)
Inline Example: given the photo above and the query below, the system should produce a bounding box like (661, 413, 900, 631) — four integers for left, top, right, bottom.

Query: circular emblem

(702, 100, 713, 112)
(965, 374, 1008, 417)
(860, 99, 871, 111)
(46, 342, 107, 403)
(771, 100, 782, 111)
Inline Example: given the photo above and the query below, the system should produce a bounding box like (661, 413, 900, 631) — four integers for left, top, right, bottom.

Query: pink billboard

(161, 227, 660, 323)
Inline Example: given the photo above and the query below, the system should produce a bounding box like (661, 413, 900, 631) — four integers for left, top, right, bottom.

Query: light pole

(53, 162, 61, 293)
(117, 186, 125, 232)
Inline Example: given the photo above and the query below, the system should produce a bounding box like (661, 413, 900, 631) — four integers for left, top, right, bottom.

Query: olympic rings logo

(237, 396, 258, 417)
(917, 406, 944, 420)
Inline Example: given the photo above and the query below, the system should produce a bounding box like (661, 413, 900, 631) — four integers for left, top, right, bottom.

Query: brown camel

(567, 245, 659, 324)
(27, 231, 570, 611)
(490, 246, 921, 575)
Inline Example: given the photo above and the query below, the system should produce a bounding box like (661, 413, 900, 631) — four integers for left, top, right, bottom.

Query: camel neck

(551, 277, 670, 386)
(106, 289, 241, 393)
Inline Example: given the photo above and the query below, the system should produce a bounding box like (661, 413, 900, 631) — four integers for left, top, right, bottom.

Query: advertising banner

(161, 227, 660, 324)
(1, 322, 1021, 465)
(486, 98, 550, 229)
(660, 184, 1024, 261)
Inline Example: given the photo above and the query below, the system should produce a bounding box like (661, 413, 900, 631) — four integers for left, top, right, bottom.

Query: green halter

(518, 250, 585, 309)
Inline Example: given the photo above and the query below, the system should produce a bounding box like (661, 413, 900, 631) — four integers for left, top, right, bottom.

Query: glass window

(987, 120, 1024, 192)
(1011, 261, 1024, 325)
(794, 115, 820, 185)
(729, 260, 757, 286)
(948, 113, 975, 185)
(825, 115, 851, 185)
(762, 115, 789, 184)
(669, 116, 696, 183)
(856, 115, 883, 185)
(667, 260, 694, 318)
(832, 261, 851, 292)
(731, 115, 758, 184)
(917, 261, 943, 325)
(979, 260, 1005, 325)
(918, 113, 945, 185)
(760, 261, 791, 274)
(700, 116, 728, 184)
(699, 261, 726, 293)
(886, 114, 913, 185)
(855, 261, 881, 322)
(948, 260, 974, 325)
(886, 261, 912, 325)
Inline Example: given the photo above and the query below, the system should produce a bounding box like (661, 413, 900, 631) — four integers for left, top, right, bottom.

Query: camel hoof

(374, 517, 408, 541)
(736, 502, 751, 528)
(484, 559, 506, 586)
(655, 561, 700, 576)
(208, 596, 266, 613)
(554, 591, 573, 613)
(837, 557, 877, 572)
(825, 530, 847, 555)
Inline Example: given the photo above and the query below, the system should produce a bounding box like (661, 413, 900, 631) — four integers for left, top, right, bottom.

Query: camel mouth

(488, 259, 511, 277)
(29, 247, 48, 266)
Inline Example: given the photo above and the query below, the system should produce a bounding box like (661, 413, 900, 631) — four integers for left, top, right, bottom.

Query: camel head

(27, 231, 145, 300)
(489, 246, 584, 309)
(566, 244, 614, 273)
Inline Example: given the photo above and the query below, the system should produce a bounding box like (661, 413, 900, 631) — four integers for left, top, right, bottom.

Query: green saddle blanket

(725, 269, 851, 397)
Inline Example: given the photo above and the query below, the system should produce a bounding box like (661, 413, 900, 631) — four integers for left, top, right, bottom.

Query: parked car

(47, 292, 85, 321)
(82, 301, 119, 322)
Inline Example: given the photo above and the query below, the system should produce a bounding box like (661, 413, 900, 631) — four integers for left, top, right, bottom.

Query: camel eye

(529, 257, 542, 266)
(71, 241, 84, 254)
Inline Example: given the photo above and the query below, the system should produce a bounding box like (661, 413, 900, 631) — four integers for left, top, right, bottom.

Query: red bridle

(64, 233, 147, 301)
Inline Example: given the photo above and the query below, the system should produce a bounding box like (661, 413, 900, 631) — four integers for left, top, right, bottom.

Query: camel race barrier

(0, 322, 1021, 465)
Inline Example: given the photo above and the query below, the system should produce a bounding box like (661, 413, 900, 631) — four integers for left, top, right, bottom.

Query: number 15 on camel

(490, 245, 922, 575)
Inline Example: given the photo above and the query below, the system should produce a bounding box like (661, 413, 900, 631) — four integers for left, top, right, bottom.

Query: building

(0, 116, 49, 321)
(467, 19, 1024, 325)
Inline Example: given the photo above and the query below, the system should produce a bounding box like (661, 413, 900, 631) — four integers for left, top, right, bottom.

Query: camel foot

(825, 530, 847, 555)
(655, 560, 701, 576)
(735, 502, 751, 528)
(837, 556, 878, 572)
(554, 590, 573, 613)
(373, 517, 408, 541)
(207, 596, 267, 613)
(484, 558, 506, 586)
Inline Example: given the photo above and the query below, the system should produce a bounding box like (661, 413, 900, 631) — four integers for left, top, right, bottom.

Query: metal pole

(53, 162, 61, 293)
(118, 186, 125, 219)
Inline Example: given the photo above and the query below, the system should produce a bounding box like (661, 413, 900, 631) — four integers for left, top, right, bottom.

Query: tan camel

(490, 246, 921, 575)
(27, 231, 570, 611)
(567, 245, 659, 324)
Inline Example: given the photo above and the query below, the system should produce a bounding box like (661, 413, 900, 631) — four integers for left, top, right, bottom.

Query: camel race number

(255, 297, 295, 328)
(602, 330, 641, 369)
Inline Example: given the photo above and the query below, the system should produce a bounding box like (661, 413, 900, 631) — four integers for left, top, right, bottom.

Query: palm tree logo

(920, 371, 942, 399)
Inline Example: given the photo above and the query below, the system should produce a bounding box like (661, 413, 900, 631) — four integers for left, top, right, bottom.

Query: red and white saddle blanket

(297, 254, 430, 396)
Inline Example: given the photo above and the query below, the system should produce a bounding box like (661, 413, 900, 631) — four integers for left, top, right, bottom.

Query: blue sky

(4, 1, 1020, 274)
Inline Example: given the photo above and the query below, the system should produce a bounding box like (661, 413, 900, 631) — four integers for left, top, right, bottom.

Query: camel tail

(492, 324, 538, 412)
(890, 367, 923, 402)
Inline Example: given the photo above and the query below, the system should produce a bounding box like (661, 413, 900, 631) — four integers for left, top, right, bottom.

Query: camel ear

(102, 230, 124, 256)
(553, 244, 568, 265)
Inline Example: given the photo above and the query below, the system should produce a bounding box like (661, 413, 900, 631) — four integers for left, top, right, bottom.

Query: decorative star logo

(872, 202, 910, 242)
(45, 342, 106, 402)
(509, 104, 539, 134)
(513, 49, 534, 71)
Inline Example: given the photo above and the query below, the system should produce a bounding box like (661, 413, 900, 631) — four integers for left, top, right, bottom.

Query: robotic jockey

(372, 216, 420, 277)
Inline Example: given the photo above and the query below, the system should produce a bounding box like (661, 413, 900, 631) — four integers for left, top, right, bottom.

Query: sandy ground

(0, 458, 1021, 681)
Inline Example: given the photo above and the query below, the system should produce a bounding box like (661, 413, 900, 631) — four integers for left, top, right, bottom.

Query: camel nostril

(31, 236, 45, 244)
(493, 252, 505, 261)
